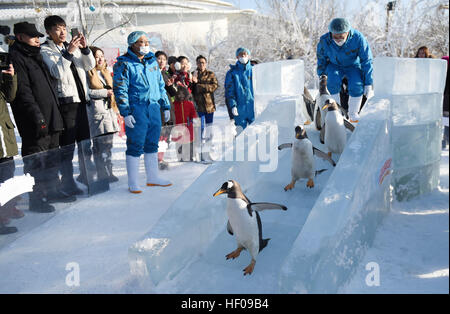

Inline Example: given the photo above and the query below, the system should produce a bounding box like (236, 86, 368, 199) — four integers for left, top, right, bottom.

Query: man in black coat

(9, 22, 73, 212)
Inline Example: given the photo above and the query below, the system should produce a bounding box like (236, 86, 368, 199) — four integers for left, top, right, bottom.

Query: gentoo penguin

(314, 75, 348, 131)
(213, 180, 287, 276)
(321, 99, 355, 158)
(278, 125, 336, 191)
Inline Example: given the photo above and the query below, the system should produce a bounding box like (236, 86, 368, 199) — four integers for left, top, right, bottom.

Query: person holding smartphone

(41, 15, 96, 197)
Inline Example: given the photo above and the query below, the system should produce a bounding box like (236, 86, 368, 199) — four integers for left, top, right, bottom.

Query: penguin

(278, 125, 336, 191)
(314, 75, 348, 131)
(321, 99, 355, 158)
(213, 180, 287, 276)
(302, 86, 316, 125)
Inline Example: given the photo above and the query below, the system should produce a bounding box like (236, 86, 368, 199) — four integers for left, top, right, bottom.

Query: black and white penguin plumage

(278, 125, 336, 191)
(321, 99, 355, 158)
(213, 180, 287, 276)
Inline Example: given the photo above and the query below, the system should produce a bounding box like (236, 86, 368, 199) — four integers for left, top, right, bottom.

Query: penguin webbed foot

(243, 260, 256, 276)
(284, 181, 295, 191)
(226, 247, 243, 260)
(306, 179, 315, 188)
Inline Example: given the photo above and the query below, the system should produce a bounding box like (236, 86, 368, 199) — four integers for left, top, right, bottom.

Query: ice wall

(279, 98, 393, 293)
(374, 57, 447, 201)
(128, 60, 304, 286)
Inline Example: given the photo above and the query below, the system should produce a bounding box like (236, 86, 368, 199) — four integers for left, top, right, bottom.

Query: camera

(0, 52, 10, 71)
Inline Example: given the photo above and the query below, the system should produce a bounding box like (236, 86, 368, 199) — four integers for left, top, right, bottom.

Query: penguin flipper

(278, 143, 293, 150)
(315, 107, 322, 130)
(313, 147, 336, 167)
(320, 125, 325, 144)
(226, 220, 234, 236)
(248, 202, 287, 212)
(344, 118, 355, 132)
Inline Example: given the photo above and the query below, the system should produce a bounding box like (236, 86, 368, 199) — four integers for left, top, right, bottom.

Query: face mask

(334, 39, 345, 46)
(239, 57, 249, 64)
(139, 45, 150, 55)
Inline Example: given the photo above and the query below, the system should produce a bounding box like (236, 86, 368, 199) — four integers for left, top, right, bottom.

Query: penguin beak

(322, 104, 329, 111)
(213, 189, 226, 197)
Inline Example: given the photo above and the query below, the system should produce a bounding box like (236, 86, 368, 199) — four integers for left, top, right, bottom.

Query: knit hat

(127, 31, 147, 46)
(235, 47, 251, 57)
(328, 18, 351, 34)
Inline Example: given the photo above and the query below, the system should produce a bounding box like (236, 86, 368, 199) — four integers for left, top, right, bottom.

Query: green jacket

(0, 73, 18, 159)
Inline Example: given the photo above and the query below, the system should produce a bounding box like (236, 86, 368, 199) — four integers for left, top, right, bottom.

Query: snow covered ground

(340, 148, 449, 294)
(0, 104, 448, 294)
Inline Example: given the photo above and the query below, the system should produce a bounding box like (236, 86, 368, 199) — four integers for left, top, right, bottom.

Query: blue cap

(328, 18, 351, 34)
(236, 47, 251, 57)
(127, 31, 147, 46)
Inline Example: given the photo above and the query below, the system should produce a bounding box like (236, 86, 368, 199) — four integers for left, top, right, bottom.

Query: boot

(348, 95, 363, 122)
(106, 162, 119, 183)
(29, 191, 55, 213)
(0, 225, 17, 235)
(126, 155, 142, 193)
(46, 185, 77, 203)
(144, 153, 172, 187)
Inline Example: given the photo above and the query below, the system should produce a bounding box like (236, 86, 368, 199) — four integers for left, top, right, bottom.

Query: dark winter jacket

(317, 28, 373, 86)
(9, 40, 64, 140)
(0, 72, 18, 158)
(161, 69, 177, 125)
(192, 69, 218, 114)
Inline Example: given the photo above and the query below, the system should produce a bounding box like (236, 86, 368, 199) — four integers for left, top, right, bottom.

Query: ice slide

(128, 58, 447, 293)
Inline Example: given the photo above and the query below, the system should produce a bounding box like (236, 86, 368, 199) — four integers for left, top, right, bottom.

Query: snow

(340, 149, 449, 294)
(0, 57, 448, 293)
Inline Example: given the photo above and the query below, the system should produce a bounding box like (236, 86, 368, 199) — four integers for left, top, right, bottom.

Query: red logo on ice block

(379, 158, 392, 185)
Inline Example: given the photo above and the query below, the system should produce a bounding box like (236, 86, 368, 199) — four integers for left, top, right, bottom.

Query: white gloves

(124, 115, 136, 128)
(164, 110, 170, 123)
(232, 107, 239, 116)
(230, 119, 237, 137)
(364, 85, 374, 99)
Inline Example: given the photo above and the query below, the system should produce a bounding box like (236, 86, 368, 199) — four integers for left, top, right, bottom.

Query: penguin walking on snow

(321, 99, 355, 158)
(213, 180, 287, 276)
(278, 125, 336, 191)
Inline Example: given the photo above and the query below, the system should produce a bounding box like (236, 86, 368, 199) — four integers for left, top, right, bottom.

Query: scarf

(87, 65, 117, 112)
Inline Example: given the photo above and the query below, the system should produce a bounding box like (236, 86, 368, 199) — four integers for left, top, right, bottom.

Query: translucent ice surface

(374, 57, 448, 96)
(379, 57, 447, 201)
(279, 98, 393, 293)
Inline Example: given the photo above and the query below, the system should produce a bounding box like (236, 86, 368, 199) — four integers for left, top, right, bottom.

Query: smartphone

(0, 52, 10, 71)
(71, 28, 80, 38)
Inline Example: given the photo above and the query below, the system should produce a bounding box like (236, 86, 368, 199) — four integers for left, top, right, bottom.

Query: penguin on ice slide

(213, 180, 287, 276)
(278, 125, 336, 191)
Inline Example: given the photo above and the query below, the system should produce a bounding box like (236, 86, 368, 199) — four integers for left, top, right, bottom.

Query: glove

(164, 110, 170, 123)
(232, 107, 239, 117)
(364, 85, 374, 99)
(36, 119, 48, 138)
(124, 115, 136, 128)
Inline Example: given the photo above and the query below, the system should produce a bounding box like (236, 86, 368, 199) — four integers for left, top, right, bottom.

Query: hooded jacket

(317, 28, 373, 86)
(224, 61, 254, 117)
(113, 48, 170, 118)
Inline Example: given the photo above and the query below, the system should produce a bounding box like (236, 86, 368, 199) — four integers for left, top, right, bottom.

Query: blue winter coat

(225, 61, 254, 128)
(113, 48, 170, 118)
(317, 28, 373, 86)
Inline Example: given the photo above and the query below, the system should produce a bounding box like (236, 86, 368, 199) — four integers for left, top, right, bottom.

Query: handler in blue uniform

(317, 18, 374, 122)
(225, 47, 254, 132)
(113, 31, 172, 193)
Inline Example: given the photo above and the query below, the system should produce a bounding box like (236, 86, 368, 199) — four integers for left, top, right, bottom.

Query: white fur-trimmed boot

(126, 155, 142, 194)
(144, 153, 172, 187)
(348, 95, 363, 123)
